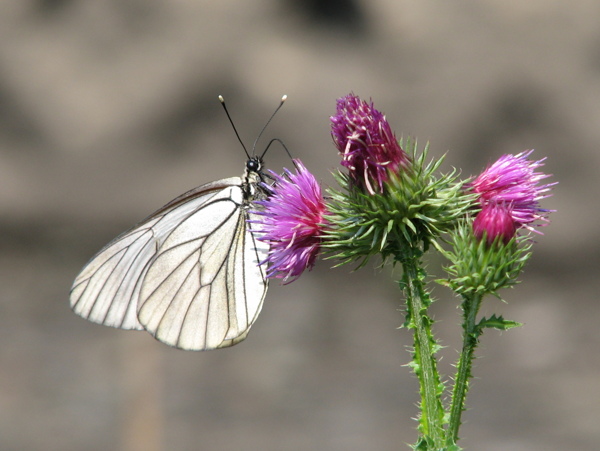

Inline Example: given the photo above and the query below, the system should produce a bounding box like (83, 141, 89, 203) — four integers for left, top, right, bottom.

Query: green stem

(446, 293, 483, 447)
(402, 253, 445, 449)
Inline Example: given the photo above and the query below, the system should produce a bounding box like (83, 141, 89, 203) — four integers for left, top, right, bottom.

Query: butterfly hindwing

(137, 185, 269, 350)
(70, 176, 269, 350)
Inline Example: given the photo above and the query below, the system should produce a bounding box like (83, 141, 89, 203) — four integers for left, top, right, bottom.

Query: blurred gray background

(0, 1, 596, 450)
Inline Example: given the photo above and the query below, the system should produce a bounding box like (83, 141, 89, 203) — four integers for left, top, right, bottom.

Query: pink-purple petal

(470, 150, 555, 241)
(473, 203, 517, 245)
(331, 94, 409, 194)
(251, 160, 327, 282)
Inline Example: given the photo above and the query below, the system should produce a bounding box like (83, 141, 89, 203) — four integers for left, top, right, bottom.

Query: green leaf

(477, 314, 522, 331)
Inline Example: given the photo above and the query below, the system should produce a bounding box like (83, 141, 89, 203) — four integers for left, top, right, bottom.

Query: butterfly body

(70, 157, 269, 350)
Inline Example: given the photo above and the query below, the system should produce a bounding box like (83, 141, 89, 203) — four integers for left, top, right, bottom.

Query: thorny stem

(446, 293, 483, 447)
(401, 251, 445, 449)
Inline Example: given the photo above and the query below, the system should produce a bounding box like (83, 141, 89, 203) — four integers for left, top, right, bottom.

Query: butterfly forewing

(69, 174, 269, 350)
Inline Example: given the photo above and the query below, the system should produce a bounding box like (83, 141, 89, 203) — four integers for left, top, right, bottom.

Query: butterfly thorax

(242, 156, 266, 202)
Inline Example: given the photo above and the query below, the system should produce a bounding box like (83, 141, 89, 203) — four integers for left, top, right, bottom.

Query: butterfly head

(246, 156, 264, 175)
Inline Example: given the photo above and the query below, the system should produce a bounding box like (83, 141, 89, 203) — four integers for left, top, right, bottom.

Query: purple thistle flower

(470, 150, 555, 236)
(252, 160, 327, 283)
(473, 202, 517, 245)
(331, 93, 409, 194)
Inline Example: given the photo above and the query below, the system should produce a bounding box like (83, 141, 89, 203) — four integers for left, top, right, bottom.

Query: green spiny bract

(439, 220, 533, 297)
(322, 138, 473, 267)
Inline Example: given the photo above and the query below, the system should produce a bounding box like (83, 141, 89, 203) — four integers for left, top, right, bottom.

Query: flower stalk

(399, 249, 445, 449)
(446, 292, 482, 446)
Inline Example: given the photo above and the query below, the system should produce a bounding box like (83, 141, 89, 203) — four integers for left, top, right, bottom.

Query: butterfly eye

(247, 158, 261, 173)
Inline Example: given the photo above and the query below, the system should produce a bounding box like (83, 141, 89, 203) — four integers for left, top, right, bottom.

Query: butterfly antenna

(261, 138, 294, 161)
(219, 95, 250, 159)
(252, 95, 287, 156)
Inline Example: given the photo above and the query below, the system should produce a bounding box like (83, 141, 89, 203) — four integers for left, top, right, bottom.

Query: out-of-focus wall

(0, 1, 597, 450)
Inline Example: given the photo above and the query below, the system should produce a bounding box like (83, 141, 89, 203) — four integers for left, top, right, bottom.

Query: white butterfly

(70, 96, 285, 351)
